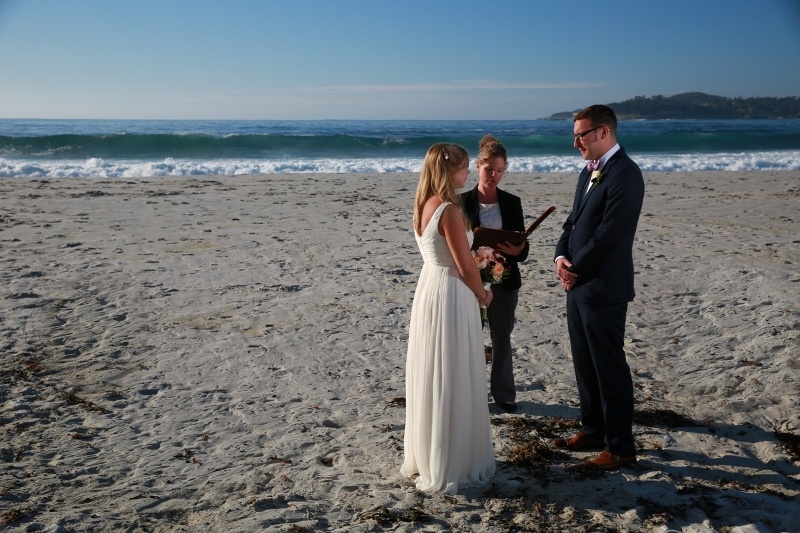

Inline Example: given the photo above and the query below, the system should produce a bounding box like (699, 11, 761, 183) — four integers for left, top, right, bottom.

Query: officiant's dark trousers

(487, 285, 518, 404)
(566, 293, 636, 457)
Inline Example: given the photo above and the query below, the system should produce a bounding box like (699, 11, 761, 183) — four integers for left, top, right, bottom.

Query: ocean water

(1, 119, 799, 178)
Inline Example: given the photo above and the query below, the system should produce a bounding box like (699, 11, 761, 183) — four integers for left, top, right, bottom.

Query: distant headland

(545, 92, 800, 120)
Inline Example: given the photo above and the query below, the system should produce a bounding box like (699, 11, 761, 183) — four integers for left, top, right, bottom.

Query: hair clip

(442, 146, 450, 160)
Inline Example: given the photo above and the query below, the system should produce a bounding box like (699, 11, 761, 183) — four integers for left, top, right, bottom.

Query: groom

(553, 105, 644, 470)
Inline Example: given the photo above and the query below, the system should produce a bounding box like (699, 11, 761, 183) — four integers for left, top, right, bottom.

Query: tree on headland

(546, 92, 800, 119)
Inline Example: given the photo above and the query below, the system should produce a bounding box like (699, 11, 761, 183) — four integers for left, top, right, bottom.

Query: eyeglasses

(573, 125, 603, 140)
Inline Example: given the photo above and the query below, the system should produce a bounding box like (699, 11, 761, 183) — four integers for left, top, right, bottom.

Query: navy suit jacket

(554, 147, 644, 304)
(460, 186, 529, 291)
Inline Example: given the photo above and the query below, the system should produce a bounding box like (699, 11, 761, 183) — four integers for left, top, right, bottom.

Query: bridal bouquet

(472, 246, 510, 322)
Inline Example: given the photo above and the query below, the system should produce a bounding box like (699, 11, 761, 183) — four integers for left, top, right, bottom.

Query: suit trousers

(566, 293, 636, 457)
(487, 285, 519, 404)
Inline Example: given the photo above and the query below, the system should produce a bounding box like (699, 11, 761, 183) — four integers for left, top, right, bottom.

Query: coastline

(1, 171, 798, 532)
(3, 118, 800, 178)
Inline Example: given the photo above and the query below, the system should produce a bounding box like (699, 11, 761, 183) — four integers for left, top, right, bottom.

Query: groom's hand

(556, 258, 577, 292)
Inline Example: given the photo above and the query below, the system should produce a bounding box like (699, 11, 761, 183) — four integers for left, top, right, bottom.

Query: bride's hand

(483, 289, 493, 307)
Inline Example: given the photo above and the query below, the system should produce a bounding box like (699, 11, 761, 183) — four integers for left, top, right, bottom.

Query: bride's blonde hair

(414, 143, 469, 235)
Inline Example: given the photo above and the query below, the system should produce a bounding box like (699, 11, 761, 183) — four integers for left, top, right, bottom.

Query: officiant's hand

(496, 239, 526, 257)
(556, 258, 577, 292)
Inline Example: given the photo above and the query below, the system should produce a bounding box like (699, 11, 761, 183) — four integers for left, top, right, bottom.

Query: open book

(472, 206, 556, 249)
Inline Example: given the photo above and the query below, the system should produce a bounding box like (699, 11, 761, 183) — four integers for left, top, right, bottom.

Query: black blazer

(554, 147, 644, 304)
(460, 186, 529, 291)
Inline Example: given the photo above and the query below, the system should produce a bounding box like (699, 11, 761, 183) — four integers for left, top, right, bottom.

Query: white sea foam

(1, 151, 799, 178)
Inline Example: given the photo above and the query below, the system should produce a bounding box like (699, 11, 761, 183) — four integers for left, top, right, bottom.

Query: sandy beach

(1, 171, 798, 532)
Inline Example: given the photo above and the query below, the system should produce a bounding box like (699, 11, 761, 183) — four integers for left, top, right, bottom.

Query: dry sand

(1, 171, 798, 532)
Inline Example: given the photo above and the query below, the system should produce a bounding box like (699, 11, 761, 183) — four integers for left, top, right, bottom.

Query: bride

(400, 143, 496, 494)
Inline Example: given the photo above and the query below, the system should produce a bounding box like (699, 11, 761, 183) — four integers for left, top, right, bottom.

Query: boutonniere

(590, 170, 605, 185)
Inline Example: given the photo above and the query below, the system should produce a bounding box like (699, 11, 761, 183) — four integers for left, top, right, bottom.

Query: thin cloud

(302, 80, 603, 94)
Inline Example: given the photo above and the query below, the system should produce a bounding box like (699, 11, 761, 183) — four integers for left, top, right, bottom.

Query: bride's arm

(441, 204, 493, 307)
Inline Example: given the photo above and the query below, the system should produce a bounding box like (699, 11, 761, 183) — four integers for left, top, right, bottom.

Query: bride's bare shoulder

(419, 196, 445, 231)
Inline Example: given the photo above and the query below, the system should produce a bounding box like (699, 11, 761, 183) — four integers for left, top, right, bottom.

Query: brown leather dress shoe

(579, 450, 637, 471)
(551, 432, 605, 450)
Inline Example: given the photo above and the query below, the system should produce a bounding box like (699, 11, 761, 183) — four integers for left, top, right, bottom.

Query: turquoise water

(1, 119, 798, 177)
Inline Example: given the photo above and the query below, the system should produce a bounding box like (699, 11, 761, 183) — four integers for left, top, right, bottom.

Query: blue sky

(1, 0, 798, 120)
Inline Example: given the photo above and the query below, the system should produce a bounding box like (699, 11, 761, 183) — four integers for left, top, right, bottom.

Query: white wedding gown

(400, 202, 495, 494)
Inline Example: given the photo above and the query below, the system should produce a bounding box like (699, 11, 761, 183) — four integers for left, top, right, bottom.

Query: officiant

(459, 134, 529, 414)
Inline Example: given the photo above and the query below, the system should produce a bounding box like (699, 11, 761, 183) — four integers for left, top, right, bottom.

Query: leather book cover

(472, 206, 556, 250)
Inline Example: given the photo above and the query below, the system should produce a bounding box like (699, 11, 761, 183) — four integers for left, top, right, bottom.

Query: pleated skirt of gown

(400, 264, 496, 494)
